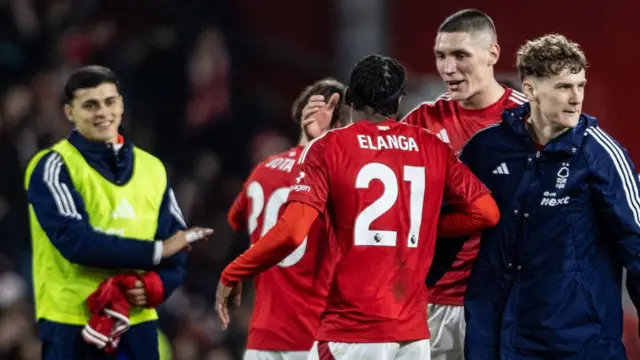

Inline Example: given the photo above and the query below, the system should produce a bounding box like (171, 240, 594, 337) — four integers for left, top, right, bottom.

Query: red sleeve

(287, 137, 331, 212)
(227, 188, 247, 232)
(221, 202, 319, 286)
(438, 193, 500, 238)
(444, 146, 490, 205)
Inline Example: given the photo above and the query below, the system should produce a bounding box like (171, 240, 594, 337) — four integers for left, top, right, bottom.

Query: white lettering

(377, 136, 389, 150)
(358, 134, 368, 148)
(356, 135, 419, 152)
(265, 157, 296, 173)
(386, 135, 399, 149)
(540, 196, 570, 207)
(290, 184, 311, 192)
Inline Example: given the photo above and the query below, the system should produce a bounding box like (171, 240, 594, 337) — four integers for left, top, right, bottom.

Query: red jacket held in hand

(82, 272, 164, 353)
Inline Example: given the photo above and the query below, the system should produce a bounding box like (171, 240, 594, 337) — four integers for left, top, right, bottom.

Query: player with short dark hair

(398, 10, 526, 359)
(438, 9, 496, 34)
(216, 54, 500, 360)
(227, 78, 347, 360)
(26, 65, 211, 360)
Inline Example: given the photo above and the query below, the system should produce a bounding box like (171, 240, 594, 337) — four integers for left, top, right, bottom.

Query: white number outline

(246, 182, 307, 267)
(353, 163, 425, 247)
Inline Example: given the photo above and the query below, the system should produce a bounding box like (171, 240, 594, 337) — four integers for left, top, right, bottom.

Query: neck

(526, 108, 569, 146)
(297, 131, 309, 147)
(458, 80, 505, 109)
(76, 130, 119, 145)
(351, 110, 390, 124)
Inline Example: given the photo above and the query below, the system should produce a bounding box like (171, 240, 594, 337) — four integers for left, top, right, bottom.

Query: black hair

(344, 54, 406, 117)
(63, 65, 120, 104)
(438, 9, 496, 35)
(291, 78, 348, 128)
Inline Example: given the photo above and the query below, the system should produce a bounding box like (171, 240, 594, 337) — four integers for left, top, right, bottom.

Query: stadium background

(0, 0, 638, 359)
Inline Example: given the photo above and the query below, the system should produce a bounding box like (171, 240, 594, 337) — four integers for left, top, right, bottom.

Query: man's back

(402, 87, 526, 305)
(288, 120, 488, 342)
(228, 146, 333, 351)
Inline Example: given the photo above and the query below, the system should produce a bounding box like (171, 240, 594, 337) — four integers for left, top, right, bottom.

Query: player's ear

(488, 43, 500, 66)
(64, 103, 75, 123)
(522, 78, 535, 101)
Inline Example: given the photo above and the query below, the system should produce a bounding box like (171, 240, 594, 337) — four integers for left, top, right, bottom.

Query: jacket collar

(502, 102, 598, 155)
(67, 129, 132, 156)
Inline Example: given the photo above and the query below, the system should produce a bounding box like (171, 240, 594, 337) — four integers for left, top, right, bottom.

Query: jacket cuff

(152, 241, 163, 265)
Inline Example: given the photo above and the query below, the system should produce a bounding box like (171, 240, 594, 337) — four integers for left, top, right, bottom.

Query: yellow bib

(25, 139, 167, 325)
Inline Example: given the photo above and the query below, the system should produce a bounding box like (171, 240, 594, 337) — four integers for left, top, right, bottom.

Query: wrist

(220, 270, 237, 288)
(153, 241, 163, 265)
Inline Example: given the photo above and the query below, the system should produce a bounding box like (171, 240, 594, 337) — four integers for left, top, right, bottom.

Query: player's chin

(558, 112, 580, 128)
(92, 128, 118, 142)
(447, 88, 470, 102)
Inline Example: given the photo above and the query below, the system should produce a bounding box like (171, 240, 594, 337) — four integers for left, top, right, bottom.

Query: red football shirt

(287, 120, 489, 342)
(402, 87, 526, 305)
(228, 146, 334, 351)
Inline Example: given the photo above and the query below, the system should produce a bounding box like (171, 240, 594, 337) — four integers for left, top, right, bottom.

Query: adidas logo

(111, 198, 137, 219)
(492, 162, 510, 175)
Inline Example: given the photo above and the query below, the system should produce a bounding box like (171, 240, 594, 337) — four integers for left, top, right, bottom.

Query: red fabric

(221, 202, 319, 287)
(226, 146, 304, 233)
(227, 146, 337, 351)
(82, 272, 164, 353)
(287, 120, 489, 342)
(140, 272, 164, 308)
(403, 87, 524, 306)
(116, 134, 124, 144)
(318, 341, 337, 360)
(438, 194, 500, 238)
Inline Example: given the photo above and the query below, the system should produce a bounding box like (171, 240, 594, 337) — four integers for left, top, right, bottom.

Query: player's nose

(443, 58, 457, 74)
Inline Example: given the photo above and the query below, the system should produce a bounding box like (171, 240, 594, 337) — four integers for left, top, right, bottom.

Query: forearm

(28, 153, 162, 270)
(52, 224, 161, 269)
(221, 202, 319, 286)
(438, 194, 500, 238)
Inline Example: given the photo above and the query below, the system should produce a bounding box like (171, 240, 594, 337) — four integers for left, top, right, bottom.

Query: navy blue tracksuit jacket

(461, 103, 640, 359)
(27, 131, 187, 360)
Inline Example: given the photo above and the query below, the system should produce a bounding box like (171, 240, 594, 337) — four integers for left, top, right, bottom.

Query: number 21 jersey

(288, 120, 489, 343)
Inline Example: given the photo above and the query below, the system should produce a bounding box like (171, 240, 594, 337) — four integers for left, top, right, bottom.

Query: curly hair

(516, 34, 587, 80)
(345, 54, 406, 117)
(291, 78, 348, 128)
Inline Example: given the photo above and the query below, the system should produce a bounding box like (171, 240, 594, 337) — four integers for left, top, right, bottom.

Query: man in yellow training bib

(25, 65, 212, 360)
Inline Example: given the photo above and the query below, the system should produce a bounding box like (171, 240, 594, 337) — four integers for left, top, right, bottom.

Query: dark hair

(438, 9, 496, 35)
(63, 65, 120, 104)
(516, 34, 588, 80)
(291, 78, 348, 128)
(345, 54, 406, 117)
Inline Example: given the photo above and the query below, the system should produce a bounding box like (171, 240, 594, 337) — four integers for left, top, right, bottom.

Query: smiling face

(434, 31, 500, 103)
(524, 68, 586, 129)
(64, 82, 123, 143)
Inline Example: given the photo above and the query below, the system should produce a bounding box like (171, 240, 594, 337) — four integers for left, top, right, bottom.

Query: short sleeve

(287, 137, 331, 212)
(444, 145, 490, 205)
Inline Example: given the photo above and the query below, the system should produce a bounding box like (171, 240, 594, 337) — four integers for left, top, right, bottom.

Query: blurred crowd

(0, 1, 304, 359)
